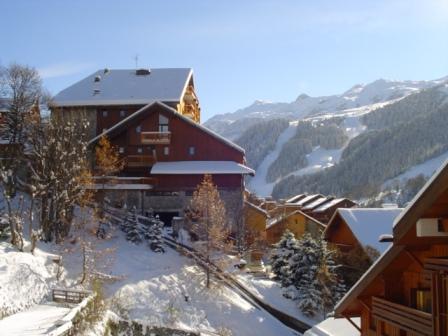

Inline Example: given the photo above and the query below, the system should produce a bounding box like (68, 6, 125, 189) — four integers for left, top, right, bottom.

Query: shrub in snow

(269, 230, 299, 286)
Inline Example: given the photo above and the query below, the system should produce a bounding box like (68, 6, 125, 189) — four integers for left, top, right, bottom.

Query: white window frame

(137, 147, 143, 154)
(164, 147, 169, 156)
(102, 110, 108, 117)
(189, 146, 195, 156)
(136, 125, 142, 133)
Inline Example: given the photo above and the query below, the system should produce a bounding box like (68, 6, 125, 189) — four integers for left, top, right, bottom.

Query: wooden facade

(266, 210, 324, 245)
(335, 161, 448, 336)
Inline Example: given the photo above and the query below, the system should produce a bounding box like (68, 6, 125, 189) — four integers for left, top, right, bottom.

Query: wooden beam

(343, 315, 362, 332)
(405, 249, 424, 268)
(358, 298, 371, 312)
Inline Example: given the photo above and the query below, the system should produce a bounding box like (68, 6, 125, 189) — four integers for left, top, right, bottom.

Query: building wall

(266, 212, 322, 245)
(52, 107, 97, 140)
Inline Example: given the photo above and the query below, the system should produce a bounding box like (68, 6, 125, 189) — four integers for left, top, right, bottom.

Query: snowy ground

(29, 213, 299, 336)
(0, 241, 58, 317)
(303, 317, 360, 336)
(235, 273, 321, 326)
(0, 302, 70, 336)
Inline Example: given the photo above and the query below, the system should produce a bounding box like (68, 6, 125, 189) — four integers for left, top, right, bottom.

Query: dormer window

(136, 125, 141, 133)
(102, 110, 108, 117)
(159, 114, 169, 132)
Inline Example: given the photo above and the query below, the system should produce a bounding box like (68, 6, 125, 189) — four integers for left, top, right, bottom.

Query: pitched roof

(52, 68, 192, 107)
(295, 194, 323, 206)
(151, 161, 255, 175)
(302, 197, 332, 211)
(313, 198, 354, 212)
(266, 209, 325, 229)
(88, 101, 245, 154)
(327, 208, 403, 254)
(286, 194, 307, 203)
(244, 200, 269, 216)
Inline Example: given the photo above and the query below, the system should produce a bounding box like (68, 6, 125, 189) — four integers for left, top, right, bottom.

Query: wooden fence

(52, 288, 92, 304)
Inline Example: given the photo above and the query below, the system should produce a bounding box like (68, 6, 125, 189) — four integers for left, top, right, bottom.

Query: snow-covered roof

(335, 208, 403, 253)
(304, 317, 360, 336)
(302, 197, 331, 210)
(88, 101, 245, 154)
(314, 198, 349, 212)
(266, 210, 324, 229)
(151, 161, 255, 175)
(244, 201, 269, 216)
(286, 194, 306, 203)
(52, 68, 192, 107)
(295, 194, 322, 206)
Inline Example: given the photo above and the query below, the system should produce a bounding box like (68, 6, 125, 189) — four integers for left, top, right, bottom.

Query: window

(119, 147, 124, 154)
(102, 110, 108, 117)
(189, 146, 195, 156)
(137, 147, 143, 154)
(102, 128, 107, 133)
(120, 110, 126, 117)
(411, 288, 432, 313)
(136, 125, 141, 133)
(164, 147, 169, 155)
(159, 114, 169, 132)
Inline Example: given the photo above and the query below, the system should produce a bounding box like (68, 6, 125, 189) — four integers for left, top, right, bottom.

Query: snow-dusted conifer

(148, 215, 164, 253)
(269, 230, 298, 286)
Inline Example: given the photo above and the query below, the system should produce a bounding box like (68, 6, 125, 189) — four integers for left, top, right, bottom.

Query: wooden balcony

(141, 131, 171, 145)
(372, 296, 433, 336)
(126, 155, 156, 168)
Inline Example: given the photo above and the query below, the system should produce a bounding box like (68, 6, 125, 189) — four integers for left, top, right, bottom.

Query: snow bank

(0, 242, 56, 317)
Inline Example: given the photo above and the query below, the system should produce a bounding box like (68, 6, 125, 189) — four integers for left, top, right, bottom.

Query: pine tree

(269, 230, 299, 286)
(124, 207, 142, 243)
(148, 215, 165, 253)
(293, 234, 346, 317)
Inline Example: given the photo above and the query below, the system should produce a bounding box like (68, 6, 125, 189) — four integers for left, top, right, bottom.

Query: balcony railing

(141, 131, 171, 144)
(372, 296, 433, 336)
(126, 155, 156, 167)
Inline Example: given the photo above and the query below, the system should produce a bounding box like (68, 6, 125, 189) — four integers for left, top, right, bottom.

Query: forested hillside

(235, 118, 289, 169)
(272, 95, 448, 199)
(266, 119, 348, 182)
(362, 85, 448, 130)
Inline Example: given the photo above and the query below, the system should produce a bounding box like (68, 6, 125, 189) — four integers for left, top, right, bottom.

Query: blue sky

(1, 0, 448, 121)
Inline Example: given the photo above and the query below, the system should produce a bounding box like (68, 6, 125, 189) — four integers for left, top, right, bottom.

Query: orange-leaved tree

(189, 174, 232, 288)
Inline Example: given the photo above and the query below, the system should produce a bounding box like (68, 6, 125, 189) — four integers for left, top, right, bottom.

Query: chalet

(335, 159, 448, 336)
(324, 208, 403, 288)
(286, 194, 307, 203)
(52, 68, 254, 224)
(243, 201, 269, 261)
(312, 198, 357, 223)
(266, 210, 324, 245)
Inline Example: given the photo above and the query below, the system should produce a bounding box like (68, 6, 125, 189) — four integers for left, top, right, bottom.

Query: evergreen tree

(148, 215, 164, 253)
(293, 234, 346, 317)
(123, 207, 142, 243)
(269, 230, 299, 286)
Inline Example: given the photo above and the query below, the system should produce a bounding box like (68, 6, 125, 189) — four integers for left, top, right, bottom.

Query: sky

(1, 0, 448, 122)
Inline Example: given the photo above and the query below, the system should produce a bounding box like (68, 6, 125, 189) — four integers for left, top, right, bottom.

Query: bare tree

(28, 118, 91, 242)
(187, 174, 232, 288)
(0, 63, 42, 145)
(0, 64, 43, 248)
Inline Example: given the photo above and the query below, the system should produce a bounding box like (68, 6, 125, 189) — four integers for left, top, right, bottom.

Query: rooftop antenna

(134, 54, 139, 69)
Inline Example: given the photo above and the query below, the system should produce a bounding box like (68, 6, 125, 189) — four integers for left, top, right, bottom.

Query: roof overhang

(52, 98, 180, 108)
(150, 161, 255, 176)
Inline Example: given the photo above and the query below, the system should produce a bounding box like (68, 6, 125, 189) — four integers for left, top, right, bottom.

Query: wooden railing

(126, 155, 156, 167)
(372, 296, 433, 336)
(52, 288, 92, 304)
(141, 131, 171, 144)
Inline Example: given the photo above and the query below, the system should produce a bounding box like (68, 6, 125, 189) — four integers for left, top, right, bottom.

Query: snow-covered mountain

(206, 77, 448, 199)
(205, 77, 447, 140)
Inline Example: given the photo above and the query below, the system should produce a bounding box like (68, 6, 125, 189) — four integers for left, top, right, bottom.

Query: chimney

(136, 68, 151, 76)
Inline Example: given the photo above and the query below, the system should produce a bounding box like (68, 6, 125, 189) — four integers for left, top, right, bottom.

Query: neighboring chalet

(285, 193, 357, 224)
(52, 68, 254, 223)
(266, 210, 324, 245)
(324, 208, 403, 288)
(335, 159, 448, 336)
